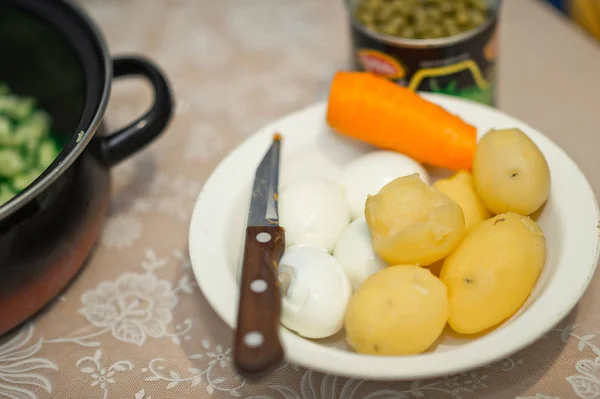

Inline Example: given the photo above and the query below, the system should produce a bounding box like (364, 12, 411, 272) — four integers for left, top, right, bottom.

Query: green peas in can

(347, 0, 500, 106)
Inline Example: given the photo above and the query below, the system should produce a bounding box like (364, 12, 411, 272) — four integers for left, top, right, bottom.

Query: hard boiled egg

(333, 216, 386, 290)
(340, 151, 430, 220)
(279, 176, 350, 253)
(278, 245, 352, 339)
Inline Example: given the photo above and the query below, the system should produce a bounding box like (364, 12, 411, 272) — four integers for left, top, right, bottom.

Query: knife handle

(234, 225, 286, 379)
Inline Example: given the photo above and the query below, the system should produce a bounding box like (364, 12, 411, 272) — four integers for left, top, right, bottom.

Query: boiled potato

(345, 265, 448, 355)
(440, 212, 546, 334)
(472, 128, 550, 215)
(365, 173, 465, 265)
(434, 170, 491, 232)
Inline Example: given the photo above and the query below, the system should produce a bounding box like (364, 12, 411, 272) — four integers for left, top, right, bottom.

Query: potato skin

(440, 213, 546, 334)
(434, 170, 492, 232)
(365, 174, 465, 266)
(345, 265, 448, 355)
(472, 128, 550, 216)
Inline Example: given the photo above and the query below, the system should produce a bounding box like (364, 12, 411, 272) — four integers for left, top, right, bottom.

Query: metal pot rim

(0, 0, 112, 221)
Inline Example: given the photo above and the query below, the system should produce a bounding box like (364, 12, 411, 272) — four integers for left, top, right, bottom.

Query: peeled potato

(365, 173, 465, 265)
(434, 170, 491, 232)
(473, 128, 550, 215)
(345, 265, 448, 355)
(440, 212, 546, 334)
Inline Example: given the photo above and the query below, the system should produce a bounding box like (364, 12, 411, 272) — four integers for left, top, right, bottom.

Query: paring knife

(234, 133, 285, 379)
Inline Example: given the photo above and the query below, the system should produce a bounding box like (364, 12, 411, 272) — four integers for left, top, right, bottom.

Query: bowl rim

(189, 94, 600, 380)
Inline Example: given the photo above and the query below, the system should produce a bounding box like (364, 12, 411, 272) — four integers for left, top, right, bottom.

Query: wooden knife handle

(234, 225, 286, 379)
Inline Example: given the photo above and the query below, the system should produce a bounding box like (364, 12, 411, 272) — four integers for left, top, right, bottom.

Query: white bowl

(189, 94, 600, 380)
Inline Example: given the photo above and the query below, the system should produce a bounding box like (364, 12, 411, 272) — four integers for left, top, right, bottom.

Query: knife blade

(233, 133, 285, 380)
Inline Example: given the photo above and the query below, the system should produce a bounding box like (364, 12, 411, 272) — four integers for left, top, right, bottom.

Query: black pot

(0, 0, 173, 334)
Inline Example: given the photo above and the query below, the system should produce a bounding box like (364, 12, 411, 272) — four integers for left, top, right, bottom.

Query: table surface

(4, 0, 600, 398)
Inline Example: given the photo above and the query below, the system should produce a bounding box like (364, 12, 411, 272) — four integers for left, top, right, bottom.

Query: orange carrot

(326, 71, 477, 171)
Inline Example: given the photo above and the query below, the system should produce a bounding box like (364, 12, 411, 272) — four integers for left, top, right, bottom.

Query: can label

(350, 19, 498, 106)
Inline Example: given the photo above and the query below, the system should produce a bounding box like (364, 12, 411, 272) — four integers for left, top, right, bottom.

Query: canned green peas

(346, 0, 500, 106)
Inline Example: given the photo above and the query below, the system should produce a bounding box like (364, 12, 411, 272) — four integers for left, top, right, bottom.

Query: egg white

(340, 151, 430, 220)
(279, 245, 352, 339)
(333, 216, 386, 290)
(279, 176, 350, 253)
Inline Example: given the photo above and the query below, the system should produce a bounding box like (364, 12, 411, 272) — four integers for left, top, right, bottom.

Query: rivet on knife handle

(234, 225, 285, 378)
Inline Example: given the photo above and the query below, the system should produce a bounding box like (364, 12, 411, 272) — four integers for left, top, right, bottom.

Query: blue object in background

(544, 0, 567, 13)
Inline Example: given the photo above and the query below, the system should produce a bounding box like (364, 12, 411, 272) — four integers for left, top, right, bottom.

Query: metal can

(345, 0, 499, 106)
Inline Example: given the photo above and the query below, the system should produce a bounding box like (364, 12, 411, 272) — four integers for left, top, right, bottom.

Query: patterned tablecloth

(3, 0, 600, 398)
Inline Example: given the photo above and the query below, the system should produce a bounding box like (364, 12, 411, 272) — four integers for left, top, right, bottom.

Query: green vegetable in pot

(12, 169, 41, 191)
(0, 116, 14, 146)
(13, 110, 50, 150)
(0, 94, 35, 121)
(0, 148, 26, 177)
(0, 185, 16, 206)
(38, 139, 60, 170)
(0, 82, 64, 206)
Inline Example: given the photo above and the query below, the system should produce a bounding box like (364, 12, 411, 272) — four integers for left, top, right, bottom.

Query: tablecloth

(2, 0, 600, 398)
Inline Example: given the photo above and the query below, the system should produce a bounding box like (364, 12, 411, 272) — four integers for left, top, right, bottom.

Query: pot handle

(97, 56, 173, 167)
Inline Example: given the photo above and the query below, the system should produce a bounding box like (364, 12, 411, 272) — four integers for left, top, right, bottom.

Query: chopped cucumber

(38, 139, 59, 170)
(0, 148, 26, 177)
(11, 169, 40, 191)
(0, 184, 16, 206)
(0, 116, 14, 147)
(0, 95, 35, 121)
(13, 110, 50, 147)
(0, 82, 63, 206)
